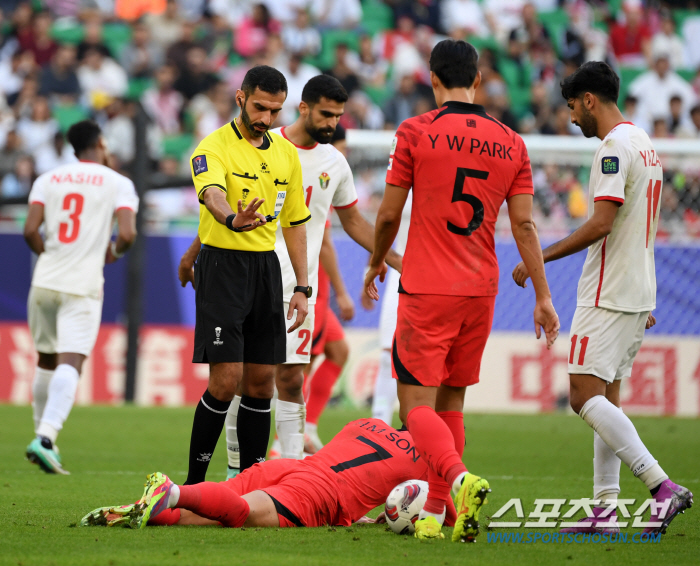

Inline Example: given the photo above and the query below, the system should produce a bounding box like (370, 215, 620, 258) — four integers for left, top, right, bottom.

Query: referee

(184, 65, 311, 485)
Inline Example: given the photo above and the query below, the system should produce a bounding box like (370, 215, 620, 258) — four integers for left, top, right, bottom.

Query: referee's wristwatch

(294, 286, 313, 298)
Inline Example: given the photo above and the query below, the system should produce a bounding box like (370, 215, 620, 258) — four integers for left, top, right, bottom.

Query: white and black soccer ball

(384, 479, 429, 535)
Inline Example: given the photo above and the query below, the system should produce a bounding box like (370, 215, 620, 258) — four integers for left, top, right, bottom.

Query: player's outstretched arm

(512, 200, 619, 287)
(319, 223, 355, 321)
(507, 194, 560, 348)
(178, 235, 201, 288)
(201, 188, 267, 232)
(23, 203, 45, 255)
(282, 224, 309, 333)
(363, 184, 408, 301)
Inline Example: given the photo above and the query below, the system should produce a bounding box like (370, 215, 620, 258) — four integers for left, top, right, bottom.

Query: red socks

(305, 360, 342, 425)
(406, 406, 467, 514)
(176, 483, 250, 528)
(148, 508, 181, 526)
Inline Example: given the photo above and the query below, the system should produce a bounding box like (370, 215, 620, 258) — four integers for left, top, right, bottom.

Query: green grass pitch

(1, 405, 698, 565)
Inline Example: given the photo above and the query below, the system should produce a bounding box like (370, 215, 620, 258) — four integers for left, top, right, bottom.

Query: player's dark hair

(560, 61, 620, 104)
(429, 39, 479, 89)
(66, 120, 102, 156)
(241, 65, 288, 97)
(301, 74, 348, 106)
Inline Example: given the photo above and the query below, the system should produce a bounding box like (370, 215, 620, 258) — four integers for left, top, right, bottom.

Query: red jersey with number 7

(386, 101, 534, 296)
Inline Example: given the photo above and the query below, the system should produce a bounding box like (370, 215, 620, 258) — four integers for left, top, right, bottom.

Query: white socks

(452, 471, 467, 496)
(418, 506, 446, 524)
(225, 395, 242, 469)
(275, 399, 305, 459)
(371, 349, 397, 426)
(32, 367, 54, 433)
(36, 364, 79, 443)
(580, 395, 668, 491)
(168, 484, 181, 508)
(593, 431, 620, 504)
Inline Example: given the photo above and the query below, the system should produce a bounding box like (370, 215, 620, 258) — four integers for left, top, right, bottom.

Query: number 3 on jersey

(58, 193, 85, 243)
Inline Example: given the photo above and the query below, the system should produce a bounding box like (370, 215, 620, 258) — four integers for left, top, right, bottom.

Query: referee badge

(319, 172, 330, 190)
(192, 155, 208, 176)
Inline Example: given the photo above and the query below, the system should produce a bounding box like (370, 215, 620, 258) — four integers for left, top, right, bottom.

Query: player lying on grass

(80, 418, 472, 537)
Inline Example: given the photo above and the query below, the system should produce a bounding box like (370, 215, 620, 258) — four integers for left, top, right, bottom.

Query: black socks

(185, 389, 231, 485)
(237, 395, 272, 471)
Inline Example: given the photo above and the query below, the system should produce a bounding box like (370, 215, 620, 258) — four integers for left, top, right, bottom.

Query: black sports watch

(294, 285, 313, 298)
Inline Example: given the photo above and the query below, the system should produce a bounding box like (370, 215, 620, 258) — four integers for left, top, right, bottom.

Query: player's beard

(240, 100, 269, 138)
(575, 106, 598, 138)
(305, 116, 335, 144)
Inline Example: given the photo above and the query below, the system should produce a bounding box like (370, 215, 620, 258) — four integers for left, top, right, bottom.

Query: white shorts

(27, 286, 103, 356)
(283, 303, 315, 364)
(379, 268, 400, 350)
(568, 306, 649, 383)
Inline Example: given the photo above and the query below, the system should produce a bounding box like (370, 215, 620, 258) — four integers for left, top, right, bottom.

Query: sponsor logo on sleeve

(390, 136, 398, 155)
(192, 155, 208, 176)
(602, 156, 619, 175)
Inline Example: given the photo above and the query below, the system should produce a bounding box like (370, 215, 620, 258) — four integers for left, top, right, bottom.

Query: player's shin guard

(225, 395, 242, 471)
(32, 367, 54, 433)
(36, 364, 79, 443)
(406, 406, 467, 496)
(176, 483, 249, 528)
(306, 360, 342, 425)
(185, 389, 231, 485)
(237, 396, 272, 471)
(580, 396, 668, 491)
(275, 399, 305, 459)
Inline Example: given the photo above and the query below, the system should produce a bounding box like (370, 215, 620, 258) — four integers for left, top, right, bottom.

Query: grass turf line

(1, 405, 698, 566)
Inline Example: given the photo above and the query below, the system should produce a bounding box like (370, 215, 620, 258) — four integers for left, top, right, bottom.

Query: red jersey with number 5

(386, 101, 534, 296)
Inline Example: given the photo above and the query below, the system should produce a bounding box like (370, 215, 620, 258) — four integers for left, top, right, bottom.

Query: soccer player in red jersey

(80, 418, 457, 530)
(364, 39, 560, 542)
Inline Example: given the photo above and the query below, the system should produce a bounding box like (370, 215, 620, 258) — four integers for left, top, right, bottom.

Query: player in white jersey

(513, 62, 692, 535)
(23, 120, 138, 474)
(177, 76, 402, 476)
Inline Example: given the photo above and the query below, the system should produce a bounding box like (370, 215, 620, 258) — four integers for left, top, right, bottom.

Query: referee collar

(231, 120, 272, 150)
(433, 100, 508, 133)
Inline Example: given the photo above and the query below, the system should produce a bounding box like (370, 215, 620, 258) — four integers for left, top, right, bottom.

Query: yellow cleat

(414, 516, 445, 540)
(452, 473, 491, 543)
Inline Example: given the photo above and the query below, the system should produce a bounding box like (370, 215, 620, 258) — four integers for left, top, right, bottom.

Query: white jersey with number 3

(28, 161, 139, 299)
(272, 127, 358, 304)
(577, 122, 663, 312)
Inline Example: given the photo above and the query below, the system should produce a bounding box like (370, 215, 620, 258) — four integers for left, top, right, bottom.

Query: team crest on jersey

(602, 156, 619, 174)
(319, 172, 331, 190)
(192, 155, 208, 176)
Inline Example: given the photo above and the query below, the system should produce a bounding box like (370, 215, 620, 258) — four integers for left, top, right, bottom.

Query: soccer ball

(384, 479, 429, 535)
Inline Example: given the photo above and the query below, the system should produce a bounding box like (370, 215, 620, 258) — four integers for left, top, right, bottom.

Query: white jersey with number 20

(577, 123, 663, 312)
(28, 161, 139, 299)
(272, 127, 358, 305)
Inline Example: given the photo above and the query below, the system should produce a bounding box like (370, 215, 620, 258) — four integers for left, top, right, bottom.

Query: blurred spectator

(279, 53, 320, 125)
(520, 80, 553, 134)
(565, 0, 608, 63)
(484, 0, 526, 44)
(77, 15, 112, 61)
(17, 11, 57, 67)
(173, 45, 218, 100)
(115, 0, 167, 21)
(264, 0, 311, 24)
(441, 0, 489, 39)
(609, 0, 651, 68)
(234, 3, 281, 59)
(209, 0, 255, 28)
(0, 50, 34, 99)
(0, 130, 22, 177)
(100, 98, 135, 167)
(629, 49, 696, 130)
(383, 74, 421, 130)
(145, 0, 186, 53)
(389, 0, 440, 32)
(189, 80, 230, 131)
(16, 96, 58, 160)
(669, 95, 695, 137)
(509, 3, 550, 67)
(282, 8, 321, 57)
(652, 116, 670, 138)
(196, 86, 236, 140)
(325, 43, 360, 95)
(342, 90, 383, 130)
(546, 104, 576, 136)
(483, 80, 519, 132)
(622, 94, 650, 133)
(77, 47, 129, 108)
(689, 104, 700, 137)
(374, 15, 415, 62)
(39, 44, 80, 104)
(391, 25, 433, 87)
(650, 10, 684, 70)
(349, 34, 388, 87)
(142, 64, 184, 135)
(10, 75, 39, 116)
(166, 21, 198, 73)
(474, 48, 504, 108)
(0, 153, 35, 197)
(0, 8, 19, 61)
(34, 131, 77, 174)
(120, 19, 164, 78)
(680, 10, 700, 71)
(311, 0, 362, 30)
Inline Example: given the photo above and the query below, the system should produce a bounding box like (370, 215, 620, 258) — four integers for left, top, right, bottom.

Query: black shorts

(193, 245, 286, 365)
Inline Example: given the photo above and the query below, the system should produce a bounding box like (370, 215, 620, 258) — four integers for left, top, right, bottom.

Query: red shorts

(311, 305, 345, 356)
(392, 293, 495, 388)
(223, 460, 341, 527)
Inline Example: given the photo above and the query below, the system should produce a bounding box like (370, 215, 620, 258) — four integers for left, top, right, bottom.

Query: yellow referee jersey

(190, 120, 311, 252)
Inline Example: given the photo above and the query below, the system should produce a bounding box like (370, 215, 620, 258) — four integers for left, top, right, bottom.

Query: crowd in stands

(0, 0, 698, 239)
